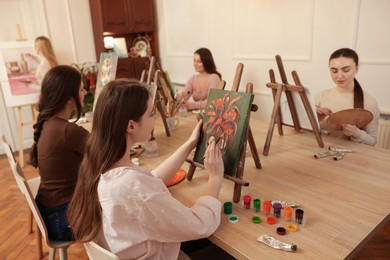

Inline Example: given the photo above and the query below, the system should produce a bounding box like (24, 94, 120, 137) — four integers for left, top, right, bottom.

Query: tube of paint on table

(257, 234, 297, 252)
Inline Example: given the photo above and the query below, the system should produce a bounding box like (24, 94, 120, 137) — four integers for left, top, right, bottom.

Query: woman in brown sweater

(29, 65, 89, 241)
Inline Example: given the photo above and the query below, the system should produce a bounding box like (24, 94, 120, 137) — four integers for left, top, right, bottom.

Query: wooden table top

(82, 112, 390, 259)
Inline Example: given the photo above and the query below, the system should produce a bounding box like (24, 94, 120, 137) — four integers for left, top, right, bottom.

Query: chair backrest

(84, 241, 119, 260)
(12, 162, 50, 242)
(1, 135, 17, 170)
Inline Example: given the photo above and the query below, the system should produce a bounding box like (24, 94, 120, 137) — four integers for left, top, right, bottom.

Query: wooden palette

(167, 168, 186, 187)
(327, 108, 373, 130)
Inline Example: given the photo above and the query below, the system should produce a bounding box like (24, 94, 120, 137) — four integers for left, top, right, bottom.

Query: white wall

(0, 0, 96, 152)
(156, 0, 390, 122)
(1, 0, 390, 153)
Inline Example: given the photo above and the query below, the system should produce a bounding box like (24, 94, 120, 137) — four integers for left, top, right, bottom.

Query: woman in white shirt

(68, 79, 224, 259)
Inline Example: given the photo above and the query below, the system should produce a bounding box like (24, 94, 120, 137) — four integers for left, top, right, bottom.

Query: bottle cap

(228, 215, 239, 223)
(287, 224, 298, 232)
(251, 216, 262, 224)
(267, 216, 276, 224)
(276, 227, 286, 235)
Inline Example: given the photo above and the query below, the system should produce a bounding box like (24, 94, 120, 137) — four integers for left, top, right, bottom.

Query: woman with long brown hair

(177, 47, 222, 110)
(29, 65, 88, 240)
(68, 79, 224, 259)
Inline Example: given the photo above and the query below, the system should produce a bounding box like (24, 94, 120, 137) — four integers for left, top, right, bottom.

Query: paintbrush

(172, 91, 190, 116)
(203, 137, 221, 159)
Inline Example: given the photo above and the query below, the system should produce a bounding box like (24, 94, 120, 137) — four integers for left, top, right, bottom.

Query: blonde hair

(35, 36, 59, 68)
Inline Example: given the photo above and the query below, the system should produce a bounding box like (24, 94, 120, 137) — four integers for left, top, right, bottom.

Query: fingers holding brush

(204, 137, 224, 178)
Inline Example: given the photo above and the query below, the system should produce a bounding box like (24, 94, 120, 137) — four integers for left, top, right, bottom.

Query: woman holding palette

(315, 48, 379, 146)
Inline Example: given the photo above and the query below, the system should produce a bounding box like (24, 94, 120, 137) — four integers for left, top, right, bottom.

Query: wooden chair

(84, 241, 119, 260)
(0, 135, 43, 258)
(11, 161, 73, 260)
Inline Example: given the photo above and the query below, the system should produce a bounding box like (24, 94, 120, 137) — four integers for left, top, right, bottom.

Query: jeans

(35, 199, 74, 241)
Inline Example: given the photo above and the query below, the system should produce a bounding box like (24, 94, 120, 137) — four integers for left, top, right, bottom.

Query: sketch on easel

(193, 89, 254, 177)
(93, 52, 118, 110)
(0, 41, 39, 107)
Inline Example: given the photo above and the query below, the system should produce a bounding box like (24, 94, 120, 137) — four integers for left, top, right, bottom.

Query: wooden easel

(186, 63, 262, 203)
(140, 57, 172, 137)
(263, 55, 324, 156)
(14, 104, 38, 167)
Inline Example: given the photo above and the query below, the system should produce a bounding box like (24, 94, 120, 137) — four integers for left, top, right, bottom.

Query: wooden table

(82, 113, 390, 259)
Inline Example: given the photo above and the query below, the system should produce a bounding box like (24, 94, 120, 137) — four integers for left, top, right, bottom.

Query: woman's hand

(203, 137, 224, 179)
(187, 120, 202, 148)
(202, 136, 224, 198)
(316, 106, 332, 121)
(342, 123, 357, 136)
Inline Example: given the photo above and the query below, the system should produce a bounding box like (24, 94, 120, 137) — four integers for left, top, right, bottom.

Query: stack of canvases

(376, 118, 390, 150)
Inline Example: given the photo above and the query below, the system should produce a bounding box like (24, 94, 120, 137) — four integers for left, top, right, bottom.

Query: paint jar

(253, 198, 261, 212)
(179, 106, 187, 117)
(273, 203, 282, 218)
(263, 200, 271, 215)
(224, 202, 233, 214)
(243, 195, 252, 209)
(295, 209, 304, 224)
(284, 206, 292, 221)
(144, 137, 159, 158)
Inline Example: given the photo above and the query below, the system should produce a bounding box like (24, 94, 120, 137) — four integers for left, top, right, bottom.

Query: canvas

(193, 89, 254, 177)
(0, 41, 39, 107)
(145, 82, 157, 104)
(113, 38, 129, 58)
(93, 52, 118, 111)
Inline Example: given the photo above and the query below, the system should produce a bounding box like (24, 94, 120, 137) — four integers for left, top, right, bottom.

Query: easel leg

(16, 106, 24, 167)
(233, 126, 249, 203)
(156, 100, 171, 137)
(263, 85, 283, 156)
(271, 88, 283, 136)
(186, 163, 196, 181)
(247, 126, 261, 169)
(292, 71, 324, 148)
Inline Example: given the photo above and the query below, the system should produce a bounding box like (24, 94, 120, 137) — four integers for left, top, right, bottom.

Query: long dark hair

(29, 65, 83, 168)
(329, 48, 364, 108)
(68, 79, 150, 242)
(195, 48, 222, 79)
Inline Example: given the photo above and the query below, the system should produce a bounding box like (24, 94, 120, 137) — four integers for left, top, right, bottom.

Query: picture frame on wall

(0, 41, 39, 107)
(113, 38, 129, 58)
(93, 52, 118, 110)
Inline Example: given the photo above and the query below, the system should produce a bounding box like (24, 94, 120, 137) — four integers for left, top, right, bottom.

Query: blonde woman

(26, 36, 59, 87)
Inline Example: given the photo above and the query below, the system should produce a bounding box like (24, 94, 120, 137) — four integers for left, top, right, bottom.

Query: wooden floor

(0, 151, 389, 259)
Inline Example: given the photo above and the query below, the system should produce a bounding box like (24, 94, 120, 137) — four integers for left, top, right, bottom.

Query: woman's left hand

(342, 123, 357, 136)
(187, 120, 202, 148)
